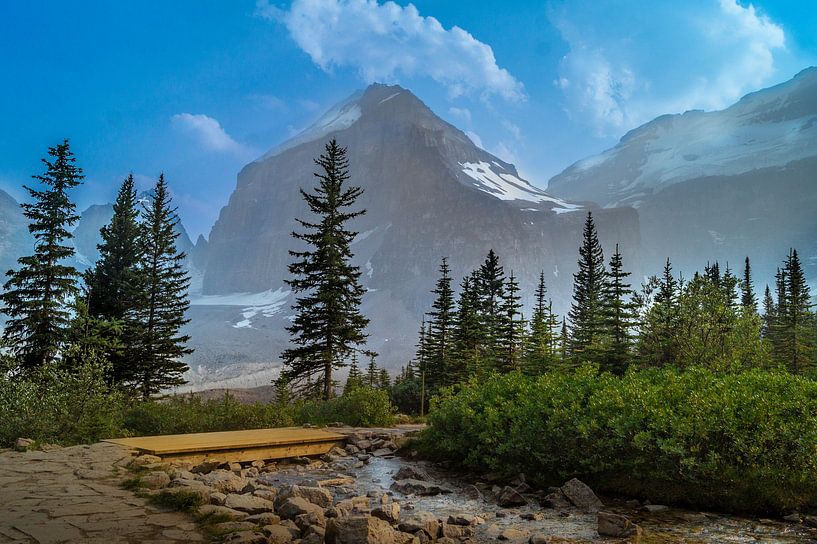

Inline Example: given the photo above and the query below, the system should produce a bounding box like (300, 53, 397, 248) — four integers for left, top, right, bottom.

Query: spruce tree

(568, 212, 606, 363)
(497, 272, 526, 372)
(477, 249, 505, 363)
(600, 244, 637, 374)
(780, 249, 814, 373)
(378, 368, 391, 390)
(281, 139, 370, 400)
(741, 256, 757, 313)
(451, 272, 484, 381)
(638, 259, 680, 366)
(344, 352, 363, 394)
(761, 285, 775, 339)
(425, 258, 455, 390)
(85, 174, 144, 384)
(526, 272, 556, 374)
(366, 353, 378, 388)
(2, 140, 84, 370)
(133, 174, 191, 398)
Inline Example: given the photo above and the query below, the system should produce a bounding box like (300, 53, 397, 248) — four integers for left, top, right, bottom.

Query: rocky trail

(1, 426, 816, 543)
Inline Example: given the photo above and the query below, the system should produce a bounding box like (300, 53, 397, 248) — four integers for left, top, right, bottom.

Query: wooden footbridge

(105, 427, 346, 464)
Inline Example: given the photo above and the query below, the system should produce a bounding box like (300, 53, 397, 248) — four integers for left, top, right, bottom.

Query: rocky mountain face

(191, 84, 639, 372)
(0, 190, 32, 278)
(548, 67, 817, 287)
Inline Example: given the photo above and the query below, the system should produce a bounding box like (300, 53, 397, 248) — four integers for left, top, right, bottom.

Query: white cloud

(449, 107, 472, 123)
(171, 113, 250, 156)
(258, 0, 525, 102)
(554, 0, 789, 136)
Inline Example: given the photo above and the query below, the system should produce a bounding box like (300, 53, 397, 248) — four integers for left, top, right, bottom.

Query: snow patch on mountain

(459, 161, 582, 212)
(190, 287, 290, 329)
(258, 91, 363, 161)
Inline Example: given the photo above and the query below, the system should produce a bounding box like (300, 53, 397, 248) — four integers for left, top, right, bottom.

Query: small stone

(275, 484, 334, 508)
(278, 497, 325, 520)
(335, 496, 371, 517)
(498, 527, 526, 540)
(222, 531, 267, 544)
(642, 504, 669, 513)
(371, 448, 394, 457)
(394, 466, 430, 481)
(212, 521, 256, 533)
(520, 511, 544, 521)
(447, 514, 483, 526)
(398, 511, 440, 538)
(210, 492, 227, 506)
(14, 438, 36, 451)
(441, 523, 473, 538)
(391, 479, 451, 496)
(245, 512, 281, 525)
(197, 470, 249, 494)
(372, 502, 401, 524)
(224, 493, 275, 515)
(326, 515, 401, 544)
(264, 524, 297, 544)
(131, 454, 163, 467)
(197, 504, 249, 521)
(191, 460, 221, 474)
(141, 471, 171, 489)
(496, 486, 527, 507)
(597, 511, 642, 538)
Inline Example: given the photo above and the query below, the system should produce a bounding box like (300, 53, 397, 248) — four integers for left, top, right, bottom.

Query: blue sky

(0, 0, 814, 237)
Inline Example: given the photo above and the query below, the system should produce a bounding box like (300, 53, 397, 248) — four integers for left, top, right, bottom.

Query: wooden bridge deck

(104, 427, 346, 463)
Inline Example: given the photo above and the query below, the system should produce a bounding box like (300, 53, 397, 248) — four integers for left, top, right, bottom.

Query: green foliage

(390, 372, 422, 415)
(149, 489, 205, 512)
(282, 138, 371, 400)
(297, 386, 395, 427)
(421, 367, 817, 513)
(122, 392, 295, 436)
(568, 212, 607, 364)
(2, 139, 84, 370)
(0, 356, 125, 447)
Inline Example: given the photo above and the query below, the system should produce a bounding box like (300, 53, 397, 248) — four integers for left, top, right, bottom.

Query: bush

(123, 393, 296, 436)
(296, 386, 395, 427)
(0, 355, 126, 447)
(420, 366, 817, 514)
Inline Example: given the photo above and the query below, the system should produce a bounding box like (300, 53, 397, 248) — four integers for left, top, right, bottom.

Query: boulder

(326, 515, 400, 544)
(335, 496, 371, 517)
(197, 504, 249, 521)
(446, 514, 483, 526)
(390, 479, 451, 496)
(371, 448, 394, 457)
(498, 527, 527, 540)
(245, 512, 280, 525)
(224, 493, 275, 515)
(542, 489, 572, 509)
(13, 438, 36, 452)
(372, 502, 401, 524)
(197, 470, 249, 494)
(597, 511, 642, 538)
(210, 492, 227, 506)
(521, 512, 545, 521)
(496, 486, 527, 507)
(394, 466, 430, 481)
(440, 523, 473, 538)
(223, 531, 267, 544)
(560, 478, 603, 512)
(141, 471, 171, 489)
(642, 504, 668, 513)
(263, 524, 296, 544)
(212, 521, 256, 533)
(397, 511, 440, 538)
(294, 510, 327, 531)
(275, 484, 334, 508)
(278, 497, 325, 520)
(191, 460, 221, 474)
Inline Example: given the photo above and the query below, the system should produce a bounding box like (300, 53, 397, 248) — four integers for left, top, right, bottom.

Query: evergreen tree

(559, 318, 569, 363)
(600, 244, 637, 374)
(132, 174, 191, 398)
(63, 297, 123, 371)
(366, 353, 379, 388)
(273, 375, 292, 406)
(769, 267, 788, 362)
(281, 139, 370, 400)
(741, 256, 757, 313)
(568, 212, 606, 363)
(451, 272, 484, 380)
(761, 285, 775, 339)
(780, 249, 815, 373)
(344, 352, 363, 394)
(496, 272, 526, 372)
(477, 249, 505, 363)
(2, 140, 84, 370)
(378, 368, 391, 390)
(85, 174, 144, 384)
(425, 258, 455, 390)
(638, 259, 680, 366)
(526, 272, 557, 374)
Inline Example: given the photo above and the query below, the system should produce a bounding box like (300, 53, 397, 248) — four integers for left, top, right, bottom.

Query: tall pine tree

(2, 140, 84, 370)
(526, 272, 557, 374)
(569, 212, 606, 363)
(780, 249, 815, 373)
(133, 174, 191, 398)
(451, 273, 484, 381)
(282, 139, 370, 400)
(601, 244, 637, 374)
(477, 249, 505, 364)
(85, 174, 144, 384)
(741, 256, 757, 313)
(425, 257, 455, 390)
(497, 272, 526, 372)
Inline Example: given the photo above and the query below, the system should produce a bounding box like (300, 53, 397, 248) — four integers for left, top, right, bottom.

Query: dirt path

(0, 442, 205, 544)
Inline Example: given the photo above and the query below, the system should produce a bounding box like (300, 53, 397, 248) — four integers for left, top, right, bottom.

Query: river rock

(191, 460, 221, 474)
(197, 504, 249, 521)
(372, 502, 401, 524)
(276, 484, 334, 508)
(142, 471, 171, 489)
(398, 510, 440, 538)
(197, 470, 248, 494)
(223, 531, 267, 544)
(394, 466, 430, 481)
(14, 438, 35, 452)
(560, 478, 602, 512)
(496, 486, 527, 507)
(210, 492, 227, 506)
(224, 493, 275, 515)
(278, 497, 325, 520)
(391, 479, 451, 496)
(498, 527, 527, 540)
(245, 512, 281, 525)
(441, 523, 473, 538)
(642, 504, 668, 512)
(447, 513, 483, 526)
(336, 496, 372, 517)
(326, 515, 400, 544)
(542, 489, 572, 509)
(597, 511, 642, 537)
(295, 510, 328, 531)
(264, 524, 297, 544)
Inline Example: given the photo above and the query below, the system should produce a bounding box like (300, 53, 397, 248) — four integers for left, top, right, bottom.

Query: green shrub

(420, 366, 817, 514)
(0, 356, 126, 447)
(122, 393, 295, 436)
(296, 386, 395, 427)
